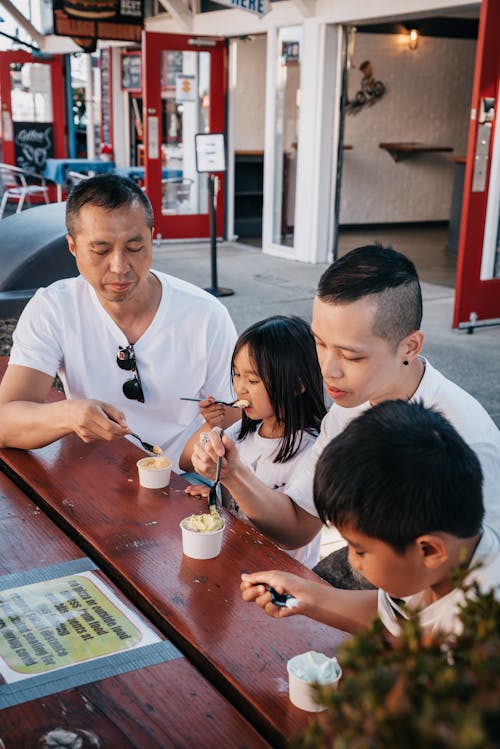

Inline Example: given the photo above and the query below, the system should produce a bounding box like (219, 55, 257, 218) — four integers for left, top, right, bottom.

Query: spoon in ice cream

(129, 433, 162, 455)
(208, 429, 224, 515)
(181, 397, 251, 409)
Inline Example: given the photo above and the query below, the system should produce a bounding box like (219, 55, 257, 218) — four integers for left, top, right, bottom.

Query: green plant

(295, 575, 500, 749)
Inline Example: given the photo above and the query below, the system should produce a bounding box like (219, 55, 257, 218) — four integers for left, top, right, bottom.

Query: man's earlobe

(66, 234, 76, 256)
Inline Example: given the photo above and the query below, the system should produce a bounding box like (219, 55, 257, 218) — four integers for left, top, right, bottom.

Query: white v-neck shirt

(10, 271, 237, 469)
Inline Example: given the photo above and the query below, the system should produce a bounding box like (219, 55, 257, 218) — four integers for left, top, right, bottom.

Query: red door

(0, 51, 65, 171)
(453, 0, 500, 329)
(142, 32, 226, 240)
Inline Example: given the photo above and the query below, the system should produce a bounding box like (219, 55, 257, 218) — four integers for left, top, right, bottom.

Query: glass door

(453, 0, 500, 328)
(143, 33, 226, 240)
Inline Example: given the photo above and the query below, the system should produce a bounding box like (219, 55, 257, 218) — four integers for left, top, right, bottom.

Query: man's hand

(67, 399, 130, 443)
(191, 428, 240, 482)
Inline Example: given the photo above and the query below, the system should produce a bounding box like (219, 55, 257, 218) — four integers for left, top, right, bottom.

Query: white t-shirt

(378, 525, 500, 637)
(224, 421, 321, 568)
(10, 271, 237, 470)
(287, 358, 500, 534)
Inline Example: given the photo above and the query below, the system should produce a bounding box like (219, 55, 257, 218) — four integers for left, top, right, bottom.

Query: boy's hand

(199, 396, 226, 428)
(240, 570, 310, 619)
(184, 483, 210, 498)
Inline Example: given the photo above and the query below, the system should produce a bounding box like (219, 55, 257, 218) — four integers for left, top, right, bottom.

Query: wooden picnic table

(0, 356, 349, 746)
(0, 470, 269, 747)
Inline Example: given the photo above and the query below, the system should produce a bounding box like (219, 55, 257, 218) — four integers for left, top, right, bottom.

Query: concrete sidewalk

(153, 238, 500, 427)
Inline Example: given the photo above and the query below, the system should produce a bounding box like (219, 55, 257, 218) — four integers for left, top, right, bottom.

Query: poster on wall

(52, 0, 144, 43)
(121, 52, 141, 90)
(14, 122, 54, 174)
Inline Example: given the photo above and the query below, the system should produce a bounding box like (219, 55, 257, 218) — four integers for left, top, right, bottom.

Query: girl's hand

(240, 570, 310, 619)
(184, 483, 210, 498)
(199, 397, 226, 428)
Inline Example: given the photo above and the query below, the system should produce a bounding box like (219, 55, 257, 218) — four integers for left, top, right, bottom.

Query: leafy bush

(296, 576, 500, 749)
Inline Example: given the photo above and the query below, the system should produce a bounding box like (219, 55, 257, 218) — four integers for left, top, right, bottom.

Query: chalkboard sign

(121, 52, 141, 90)
(100, 49, 111, 145)
(14, 122, 54, 174)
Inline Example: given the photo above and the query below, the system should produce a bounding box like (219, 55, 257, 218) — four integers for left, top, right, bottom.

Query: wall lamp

(408, 28, 419, 50)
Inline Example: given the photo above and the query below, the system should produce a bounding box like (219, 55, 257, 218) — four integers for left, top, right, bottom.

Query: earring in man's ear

(403, 360, 409, 366)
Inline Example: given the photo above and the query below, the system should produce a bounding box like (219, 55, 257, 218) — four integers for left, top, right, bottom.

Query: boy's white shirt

(287, 358, 500, 537)
(378, 525, 500, 637)
(224, 421, 321, 568)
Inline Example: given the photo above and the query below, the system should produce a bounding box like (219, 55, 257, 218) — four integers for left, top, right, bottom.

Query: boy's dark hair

(66, 174, 154, 236)
(317, 244, 423, 347)
(233, 315, 326, 463)
(314, 400, 484, 553)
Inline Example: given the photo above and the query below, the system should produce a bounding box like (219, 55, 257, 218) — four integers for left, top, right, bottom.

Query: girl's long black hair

(232, 315, 326, 463)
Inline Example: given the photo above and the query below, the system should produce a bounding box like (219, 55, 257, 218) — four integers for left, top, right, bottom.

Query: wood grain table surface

(0, 470, 269, 748)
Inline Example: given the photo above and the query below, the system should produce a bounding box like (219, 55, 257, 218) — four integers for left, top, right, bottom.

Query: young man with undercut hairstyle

(193, 246, 500, 573)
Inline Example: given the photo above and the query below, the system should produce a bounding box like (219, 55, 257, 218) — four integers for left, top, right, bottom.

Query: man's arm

(0, 365, 130, 449)
(240, 570, 378, 634)
(191, 431, 322, 549)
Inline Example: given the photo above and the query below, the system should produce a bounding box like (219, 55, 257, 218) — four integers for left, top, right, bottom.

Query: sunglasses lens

(123, 378, 144, 402)
(117, 348, 135, 371)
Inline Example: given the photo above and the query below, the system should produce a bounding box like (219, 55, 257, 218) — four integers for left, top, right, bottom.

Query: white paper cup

(180, 518, 225, 559)
(136, 457, 172, 489)
(287, 658, 342, 712)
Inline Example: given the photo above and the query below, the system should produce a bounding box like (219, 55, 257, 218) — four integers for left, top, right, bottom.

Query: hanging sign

(52, 0, 143, 43)
(210, 0, 271, 17)
(195, 133, 226, 173)
(175, 74, 196, 103)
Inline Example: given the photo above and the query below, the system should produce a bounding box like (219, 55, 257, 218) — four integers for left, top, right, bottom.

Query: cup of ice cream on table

(287, 651, 342, 712)
(180, 511, 225, 559)
(137, 453, 172, 489)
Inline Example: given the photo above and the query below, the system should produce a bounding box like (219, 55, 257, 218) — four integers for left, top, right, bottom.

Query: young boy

(241, 400, 500, 637)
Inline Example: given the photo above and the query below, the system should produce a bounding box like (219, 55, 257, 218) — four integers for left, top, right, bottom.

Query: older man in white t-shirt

(0, 174, 237, 470)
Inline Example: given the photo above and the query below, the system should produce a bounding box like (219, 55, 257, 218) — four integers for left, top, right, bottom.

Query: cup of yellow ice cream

(180, 511, 225, 559)
(137, 456, 172, 489)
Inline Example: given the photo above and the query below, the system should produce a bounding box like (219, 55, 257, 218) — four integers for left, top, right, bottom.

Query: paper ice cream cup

(287, 651, 342, 712)
(137, 456, 172, 489)
(180, 516, 225, 559)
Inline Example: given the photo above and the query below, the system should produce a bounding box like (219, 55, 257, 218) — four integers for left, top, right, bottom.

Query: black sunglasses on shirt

(116, 344, 145, 403)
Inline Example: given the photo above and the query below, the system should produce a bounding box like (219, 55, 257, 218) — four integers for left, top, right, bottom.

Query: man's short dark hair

(314, 400, 484, 553)
(66, 174, 154, 236)
(317, 245, 423, 347)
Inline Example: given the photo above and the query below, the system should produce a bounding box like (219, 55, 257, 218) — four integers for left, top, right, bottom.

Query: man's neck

(101, 273, 162, 343)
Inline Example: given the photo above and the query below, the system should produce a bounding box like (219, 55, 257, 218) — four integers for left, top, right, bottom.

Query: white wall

(340, 33, 476, 224)
(233, 35, 267, 152)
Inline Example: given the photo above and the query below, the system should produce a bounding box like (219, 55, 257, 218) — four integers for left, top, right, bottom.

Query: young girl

(184, 315, 326, 567)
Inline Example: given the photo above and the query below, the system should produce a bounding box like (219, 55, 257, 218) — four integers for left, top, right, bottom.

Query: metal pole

(204, 173, 234, 297)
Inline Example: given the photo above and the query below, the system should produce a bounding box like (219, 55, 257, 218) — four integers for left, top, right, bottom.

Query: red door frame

(142, 32, 227, 240)
(453, 0, 500, 328)
(0, 51, 66, 166)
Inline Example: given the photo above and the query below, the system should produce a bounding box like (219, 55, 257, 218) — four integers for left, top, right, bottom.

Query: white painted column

(262, 20, 342, 263)
(85, 53, 95, 159)
(293, 21, 342, 263)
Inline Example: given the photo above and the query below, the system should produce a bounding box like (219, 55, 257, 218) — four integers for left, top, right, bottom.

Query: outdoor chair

(0, 163, 50, 219)
(66, 171, 91, 188)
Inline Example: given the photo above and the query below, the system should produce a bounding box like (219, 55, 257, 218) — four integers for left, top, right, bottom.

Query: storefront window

(272, 26, 302, 248)
(159, 50, 210, 215)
